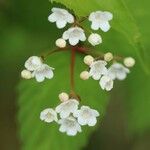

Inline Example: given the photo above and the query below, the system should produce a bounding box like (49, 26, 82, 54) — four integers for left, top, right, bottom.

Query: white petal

(92, 73, 101, 80)
(56, 20, 67, 29)
(35, 73, 45, 82)
(103, 11, 113, 20)
(59, 125, 66, 133)
(69, 37, 79, 46)
(67, 14, 74, 23)
(88, 117, 97, 126)
(116, 72, 127, 80)
(48, 14, 57, 23)
(92, 110, 100, 117)
(67, 129, 78, 136)
(80, 33, 86, 41)
(99, 21, 111, 32)
(91, 21, 100, 30)
(62, 31, 69, 40)
(44, 66, 54, 79)
(73, 110, 80, 118)
(60, 110, 70, 119)
(78, 117, 87, 126)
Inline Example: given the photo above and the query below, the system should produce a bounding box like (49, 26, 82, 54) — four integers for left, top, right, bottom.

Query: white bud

(124, 57, 135, 67)
(88, 33, 102, 46)
(104, 52, 113, 62)
(55, 38, 66, 48)
(84, 55, 94, 66)
(21, 70, 32, 79)
(59, 92, 69, 102)
(80, 71, 90, 80)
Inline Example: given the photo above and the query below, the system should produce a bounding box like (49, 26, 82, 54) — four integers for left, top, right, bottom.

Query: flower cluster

(40, 93, 99, 136)
(80, 54, 135, 91)
(21, 7, 135, 136)
(21, 56, 54, 82)
(48, 8, 113, 47)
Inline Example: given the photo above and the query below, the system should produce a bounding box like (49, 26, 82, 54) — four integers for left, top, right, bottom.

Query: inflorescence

(21, 7, 135, 136)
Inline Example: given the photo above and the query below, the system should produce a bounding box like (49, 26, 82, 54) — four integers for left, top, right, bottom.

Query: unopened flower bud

(88, 33, 102, 46)
(55, 38, 66, 48)
(124, 57, 135, 67)
(80, 71, 90, 80)
(21, 70, 32, 79)
(104, 52, 113, 62)
(84, 55, 94, 66)
(59, 92, 69, 102)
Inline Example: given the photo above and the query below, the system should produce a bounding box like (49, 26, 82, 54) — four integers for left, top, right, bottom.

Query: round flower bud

(59, 92, 69, 102)
(104, 52, 113, 62)
(21, 70, 32, 79)
(124, 57, 135, 67)
(80, 71, 90, 80)
(84, 55, 94, 66)
(55, 38, 66, 48)
(88, 33, 102, 46)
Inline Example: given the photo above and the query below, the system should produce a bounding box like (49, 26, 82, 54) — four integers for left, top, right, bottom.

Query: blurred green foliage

(0, 0, 150, 150)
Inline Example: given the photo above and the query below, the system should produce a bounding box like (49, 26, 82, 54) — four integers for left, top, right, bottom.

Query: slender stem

(70, 47, 76, 94)
(41, 48, 68, 60)
(79, 16, 88, 23)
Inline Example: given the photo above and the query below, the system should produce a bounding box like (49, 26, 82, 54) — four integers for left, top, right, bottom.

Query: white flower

(21, 70, 32, 79)
(55, 99, 79, 118)
(25, 56, 43, 71)
(58, 116, 82, 136)
(88, 33, 102, 46)
(48, 7, 74, 29)
(108, 63, 130, 80)
(55, 38, 66, 48)
(99, 75, 114, 91)
(32, 64, 54, 82)
(62, 27, 86, 46)
(89, 60, 108, 80)
(40, 108, 58, 123)
(74, 106, 99, 126)
(89, 11, 113, 32)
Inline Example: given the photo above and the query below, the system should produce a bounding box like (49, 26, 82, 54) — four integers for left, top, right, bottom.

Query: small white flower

(89, 60, 108, 80)
(32, 64, 54, 82)
(40, 108, 58, 123)
(55, 38, 66, 48)
(88, 33, 102, 46)
(25, 56, 43, 71)
(59, 92, 69, 102)
(80, 71, 90, 80)
(108, 63, 130, 80)
(62, 27, 86, 46)
(58, 116, 82, 136)
(89, 11, 113, 32)
(124, 57, 135, 68)
(84, 55, 94, 66)
(21, 70, 32, 79)
(55, 99, 79, 118)
(99, 75, 114, 91)
(48, 7, 74, 29)
(74, 106, 99, 126)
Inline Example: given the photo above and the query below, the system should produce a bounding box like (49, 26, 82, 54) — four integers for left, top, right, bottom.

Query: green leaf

(53, 0, 149, 73)
(18, 51, 108, 150)
(124, 0, 150, 135)
(126, 65, 150, 135)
